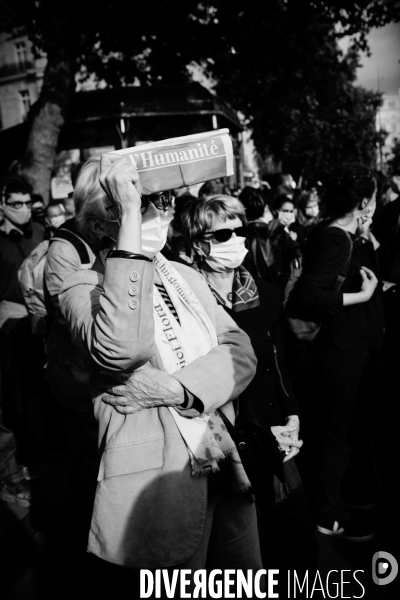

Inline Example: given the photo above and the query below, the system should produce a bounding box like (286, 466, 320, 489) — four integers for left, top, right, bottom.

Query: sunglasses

(141, 191, 173, 212)
(105, 191, 172, 219)
(202, 226, 248, 243)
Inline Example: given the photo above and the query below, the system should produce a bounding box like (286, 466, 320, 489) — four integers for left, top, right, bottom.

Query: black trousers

(312, 349, 369, 520)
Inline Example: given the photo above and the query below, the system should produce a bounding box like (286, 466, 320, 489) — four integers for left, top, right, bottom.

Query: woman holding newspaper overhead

(58, 151, 262, 574)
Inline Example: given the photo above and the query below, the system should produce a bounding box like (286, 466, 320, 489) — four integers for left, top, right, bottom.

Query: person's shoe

(316, 514, 375, 542)
(0, 478, 32, 507)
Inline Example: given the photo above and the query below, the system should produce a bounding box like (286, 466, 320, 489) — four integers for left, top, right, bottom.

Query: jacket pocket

(98, 435, 164, 480)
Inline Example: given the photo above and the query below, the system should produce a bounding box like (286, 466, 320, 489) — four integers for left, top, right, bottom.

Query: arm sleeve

(287, 229, 350, 319)
(171, 279, 257, 415)
(59, 256, 156, 371)
(271, 317, 299, 417)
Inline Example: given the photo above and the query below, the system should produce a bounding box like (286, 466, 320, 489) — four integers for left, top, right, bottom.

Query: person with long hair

(286, 165, 384, 541)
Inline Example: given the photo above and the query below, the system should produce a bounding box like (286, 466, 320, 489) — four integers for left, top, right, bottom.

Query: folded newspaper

(111, 129, 234, 195)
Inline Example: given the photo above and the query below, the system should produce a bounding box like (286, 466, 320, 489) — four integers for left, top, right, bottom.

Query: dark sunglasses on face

(5, 200, 33, 210)
(105, 191, 172, 219)
(202, 226, 248, 243)
(141, 191, 173, 212)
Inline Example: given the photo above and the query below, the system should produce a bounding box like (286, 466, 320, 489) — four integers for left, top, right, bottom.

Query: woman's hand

(100, 154, 142, 216)
(359, 266, 378, 301)
(100, 154, 143, 253)
(99, 366, 186, 415)
(271, 414, 303, 463)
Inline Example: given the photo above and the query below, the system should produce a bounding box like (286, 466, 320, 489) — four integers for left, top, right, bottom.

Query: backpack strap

(50, 228, 91, 264)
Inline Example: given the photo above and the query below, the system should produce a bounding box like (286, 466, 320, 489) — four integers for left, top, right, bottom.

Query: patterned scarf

(202, 265, 260, 312)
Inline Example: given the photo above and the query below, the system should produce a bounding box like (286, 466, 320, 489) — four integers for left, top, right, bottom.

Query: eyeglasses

(202, 226, 248, 243)
(5, 200, 33, 210)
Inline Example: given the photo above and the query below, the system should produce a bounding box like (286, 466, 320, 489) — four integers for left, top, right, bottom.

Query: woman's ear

(87, 216, 106, 239)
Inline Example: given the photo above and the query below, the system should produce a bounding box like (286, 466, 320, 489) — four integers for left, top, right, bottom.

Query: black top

(286, 225, 384, 351)
(0, 221, 45, 305)
(222, 276, 298, 430)
(243, 220, 301, 289)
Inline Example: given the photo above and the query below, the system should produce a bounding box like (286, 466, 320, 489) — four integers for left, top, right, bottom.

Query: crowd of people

(0, 155, 399, 590)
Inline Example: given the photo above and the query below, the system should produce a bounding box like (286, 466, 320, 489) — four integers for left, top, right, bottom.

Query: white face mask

(278, 211, 295, 227)
(4, 204, 32, 226)
(49, 215, 66, 229)
(205, 236, 248, 272)
(305, 206, 319, 219)
(141, 201, 173, 258)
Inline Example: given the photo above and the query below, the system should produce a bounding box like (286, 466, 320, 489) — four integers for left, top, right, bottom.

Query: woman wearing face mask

(292, 191, 321, 249)
(181, 195, 320, 577)
(44, 202, 67, 238)
(286, 165, 384, 541)
(58, 156, 262, 577)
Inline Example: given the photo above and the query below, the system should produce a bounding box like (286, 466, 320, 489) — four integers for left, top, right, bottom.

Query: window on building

(15, 42, 28, 69)
(19, 90, 31, 120)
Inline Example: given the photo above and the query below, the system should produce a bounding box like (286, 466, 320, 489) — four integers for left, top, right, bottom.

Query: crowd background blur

(0, 163, 399, 598)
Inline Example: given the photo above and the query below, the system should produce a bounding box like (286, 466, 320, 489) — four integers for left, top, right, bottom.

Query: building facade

(377, 89, 400, 166)
(0, 33, 46, 130)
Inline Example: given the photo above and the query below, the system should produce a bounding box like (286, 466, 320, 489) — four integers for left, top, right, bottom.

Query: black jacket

(286, 225, 384, 351)
(223, 276, 298, 431)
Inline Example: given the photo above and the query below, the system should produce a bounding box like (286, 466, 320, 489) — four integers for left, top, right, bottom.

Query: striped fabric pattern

(155, 282, 180, 323)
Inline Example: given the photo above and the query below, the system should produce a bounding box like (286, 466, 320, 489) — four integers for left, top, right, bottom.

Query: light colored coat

(59, 256, 257, 568)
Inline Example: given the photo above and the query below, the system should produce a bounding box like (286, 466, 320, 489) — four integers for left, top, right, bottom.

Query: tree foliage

(0, 0, 399, 195)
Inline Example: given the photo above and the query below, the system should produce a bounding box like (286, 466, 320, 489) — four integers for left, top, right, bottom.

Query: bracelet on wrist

(107, 250, 153, 262)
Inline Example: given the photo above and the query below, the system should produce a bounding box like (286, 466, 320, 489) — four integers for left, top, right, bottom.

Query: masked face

(3, 193, 32, 227)
(278, 202, 295, 227)
(205, 236, 248, 272)
(304, 204, 319, 219)
(141, 201, 173, 258)
(49, 215, 66, 230)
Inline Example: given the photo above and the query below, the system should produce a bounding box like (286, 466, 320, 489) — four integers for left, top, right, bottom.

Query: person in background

(44, 187, 97, 550)
(181, 194, 318, 578)
(292, 190, 321, 250)
(62, 193, 76, 218)
(161, 193, 194, 264)
(198, 178, 231, 198)
(241, 191, 301, 290)
(44, 202, 67, 238)
(286, 165, 383, 541)
(31, 194, 46, 226)
(0, 175, 45, 505)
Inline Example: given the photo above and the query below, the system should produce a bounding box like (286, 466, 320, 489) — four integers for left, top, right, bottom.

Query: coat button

(129, 299, 139, 310)
(130, 271, 139, 282)
(128, 285, 138, 296)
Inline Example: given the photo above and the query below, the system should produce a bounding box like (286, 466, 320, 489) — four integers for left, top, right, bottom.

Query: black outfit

(203, 271, 318, 576)
(244, 220, 301, 290)
(0, 222, 44, 305)
(286, 225, 384, 521)
(0, 221, 57, 461)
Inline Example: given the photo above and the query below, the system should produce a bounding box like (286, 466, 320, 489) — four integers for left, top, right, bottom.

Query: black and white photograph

(0, 1, 399, 598)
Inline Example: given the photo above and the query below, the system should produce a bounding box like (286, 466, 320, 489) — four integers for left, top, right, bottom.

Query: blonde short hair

(181, 194, 246, 246)
(73, 158, 109, 247)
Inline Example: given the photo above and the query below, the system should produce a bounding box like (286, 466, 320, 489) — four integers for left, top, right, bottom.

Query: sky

(354, 22, 400, 94)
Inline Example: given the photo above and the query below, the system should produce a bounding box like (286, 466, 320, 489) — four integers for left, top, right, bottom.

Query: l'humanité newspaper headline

(112, 129, 234, 194)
